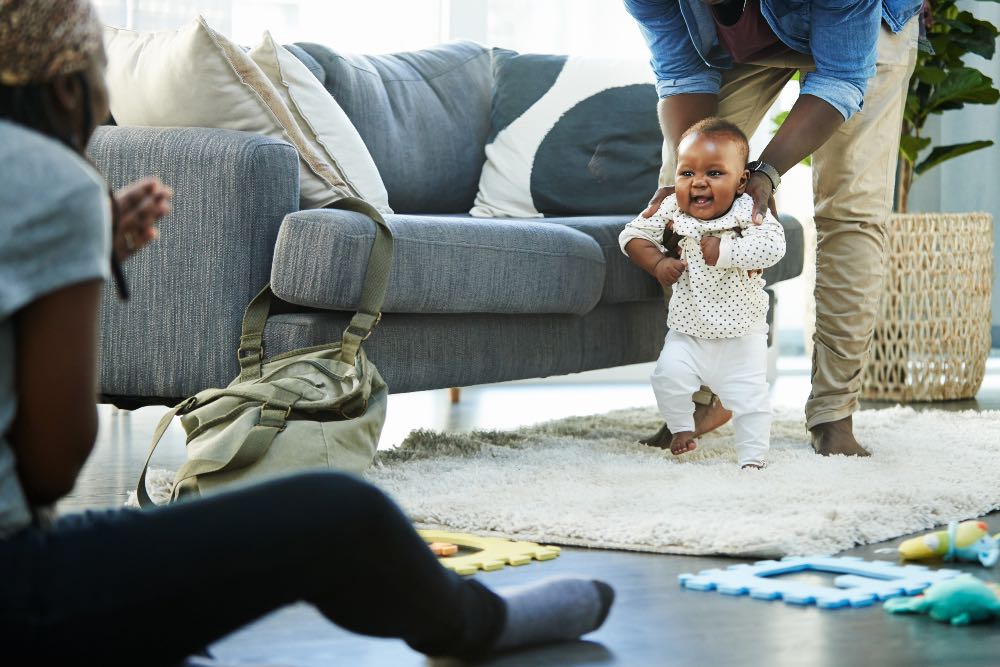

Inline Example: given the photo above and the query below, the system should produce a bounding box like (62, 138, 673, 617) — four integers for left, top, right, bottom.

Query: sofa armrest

(763, 212, 805, 285)
(87, 126, 300, 402)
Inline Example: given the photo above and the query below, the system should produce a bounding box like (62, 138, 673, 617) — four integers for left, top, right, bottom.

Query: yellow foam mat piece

(418, 530, 561, 575)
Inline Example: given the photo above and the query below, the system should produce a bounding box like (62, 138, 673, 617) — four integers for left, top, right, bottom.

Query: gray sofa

(88, 41, 803, 406)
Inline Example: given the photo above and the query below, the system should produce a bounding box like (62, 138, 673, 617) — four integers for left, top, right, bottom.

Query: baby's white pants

(651, 328, 771, 467)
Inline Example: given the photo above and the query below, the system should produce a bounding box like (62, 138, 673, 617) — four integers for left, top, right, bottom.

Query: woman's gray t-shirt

(0, 120, 110, 537)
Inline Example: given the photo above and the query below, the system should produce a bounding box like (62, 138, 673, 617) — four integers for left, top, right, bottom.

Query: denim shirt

(624, 0, 922, 120)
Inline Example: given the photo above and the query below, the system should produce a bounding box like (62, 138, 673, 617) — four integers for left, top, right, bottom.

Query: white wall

(907, 1, 1000, 344)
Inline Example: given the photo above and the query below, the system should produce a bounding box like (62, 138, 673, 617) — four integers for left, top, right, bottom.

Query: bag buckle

(259, 403, 292, 430)
(347, 312, 382, 342)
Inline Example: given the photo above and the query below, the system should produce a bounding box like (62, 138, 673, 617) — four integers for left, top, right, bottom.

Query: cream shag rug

(364, 407, 1000, 558)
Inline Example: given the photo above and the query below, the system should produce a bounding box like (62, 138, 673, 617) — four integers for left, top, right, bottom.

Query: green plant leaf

(915, 66, 947, 85)
(925, 67, 1000, 111)
(948, 15, 999, 59)
(900, 0, 998, 188)
(941, 17, 974, 33)
(914, 140, 995, 174)
(899, 135, 932, 163)
(929, 34, 951, 54)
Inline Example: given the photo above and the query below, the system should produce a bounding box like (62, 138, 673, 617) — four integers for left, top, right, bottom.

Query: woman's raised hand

(112, 177, 172, 261)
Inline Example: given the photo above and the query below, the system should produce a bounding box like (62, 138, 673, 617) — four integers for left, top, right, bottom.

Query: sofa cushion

(249, 32, 392, 213)
(536, 215, 661, 304)
(283, 44, 324, 82)
(470, 50, 661, 218)
(270, 211, 605, 316)
(294, 41, 492, 214)
(103, 18, 354, 210)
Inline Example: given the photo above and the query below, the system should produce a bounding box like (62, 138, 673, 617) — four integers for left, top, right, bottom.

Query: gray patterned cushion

(471, 50, 662, 218)
(293, 41, 493, 213)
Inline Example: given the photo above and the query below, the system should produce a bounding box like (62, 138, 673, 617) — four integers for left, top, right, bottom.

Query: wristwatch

(747, 160, 781, 192)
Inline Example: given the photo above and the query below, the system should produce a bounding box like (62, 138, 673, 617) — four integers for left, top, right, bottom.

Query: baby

(619, 118, 786, 469)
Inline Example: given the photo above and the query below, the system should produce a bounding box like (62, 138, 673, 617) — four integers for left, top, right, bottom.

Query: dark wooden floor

(62, 359, 1000, 666)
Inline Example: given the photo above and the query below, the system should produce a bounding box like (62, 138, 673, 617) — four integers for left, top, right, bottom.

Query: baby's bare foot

(640, 398, 733, 449)
(670, 431, 697, 456)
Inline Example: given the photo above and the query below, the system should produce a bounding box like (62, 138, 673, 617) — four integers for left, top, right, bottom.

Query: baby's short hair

(679, 117, 750, 164)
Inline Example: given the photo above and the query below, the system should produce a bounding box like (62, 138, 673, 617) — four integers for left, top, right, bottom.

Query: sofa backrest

(293, 40, 492, 214)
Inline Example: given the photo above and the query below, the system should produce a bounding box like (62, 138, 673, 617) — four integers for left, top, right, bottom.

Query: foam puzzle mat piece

(418, 530, 561, 575)
(678, 556, 962, 610)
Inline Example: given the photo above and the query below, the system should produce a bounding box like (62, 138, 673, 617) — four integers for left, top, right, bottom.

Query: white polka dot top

(619, 193, 786, 339)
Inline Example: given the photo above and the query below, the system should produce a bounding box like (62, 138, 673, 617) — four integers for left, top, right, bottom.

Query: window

(487, 0, 649, 58)
(93, 0, 445, 54)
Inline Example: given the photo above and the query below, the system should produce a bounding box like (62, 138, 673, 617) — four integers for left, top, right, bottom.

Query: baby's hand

(700, 236, 722, 266)
(654, 257, 687, 286)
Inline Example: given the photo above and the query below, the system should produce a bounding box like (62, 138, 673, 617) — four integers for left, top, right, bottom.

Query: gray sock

(493, 577, 614, 651)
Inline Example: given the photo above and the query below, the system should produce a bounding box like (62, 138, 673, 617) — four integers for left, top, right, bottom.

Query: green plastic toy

(884, 574, 1000, 625)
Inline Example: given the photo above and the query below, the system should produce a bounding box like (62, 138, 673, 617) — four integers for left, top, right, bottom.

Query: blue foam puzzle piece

(678, 556, 961, 610)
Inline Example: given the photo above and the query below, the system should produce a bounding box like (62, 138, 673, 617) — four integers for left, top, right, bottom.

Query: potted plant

(862, 0, 999, 401)
(896, 0, 999, 211)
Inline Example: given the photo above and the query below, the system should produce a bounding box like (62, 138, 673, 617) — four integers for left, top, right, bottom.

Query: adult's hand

(641, 185, 676, 218)
(113, 177, 172, 261)
(745, 171, 778, 226)
(701, 236, 721, 266)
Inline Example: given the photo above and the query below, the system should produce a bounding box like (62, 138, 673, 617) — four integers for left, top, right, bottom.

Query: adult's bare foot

(810, 415, 870, 457)
(670, 431, 697, 456)
(638, 423, 673, 449)
(639, 398, 733, 449)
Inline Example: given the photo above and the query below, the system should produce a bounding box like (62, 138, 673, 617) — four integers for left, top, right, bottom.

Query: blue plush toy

(884, 574, 1000, 625)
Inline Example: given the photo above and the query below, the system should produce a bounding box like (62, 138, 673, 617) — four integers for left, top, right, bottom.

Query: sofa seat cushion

(535, 215, 660, 304)
(271, 210, 605, 316)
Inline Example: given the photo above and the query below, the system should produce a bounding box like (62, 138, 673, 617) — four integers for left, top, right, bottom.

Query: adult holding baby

(624, 0, 923, 456)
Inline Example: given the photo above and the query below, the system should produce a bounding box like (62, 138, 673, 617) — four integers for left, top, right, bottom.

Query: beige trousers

(659, 20, 918, 428)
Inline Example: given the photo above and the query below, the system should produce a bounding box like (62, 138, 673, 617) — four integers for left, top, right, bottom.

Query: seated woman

(0, 2, 613, 664)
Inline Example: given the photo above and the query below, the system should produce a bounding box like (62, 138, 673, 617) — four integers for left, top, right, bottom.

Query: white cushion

(104, 17, 361, 210)
(248, 32, 391, 214)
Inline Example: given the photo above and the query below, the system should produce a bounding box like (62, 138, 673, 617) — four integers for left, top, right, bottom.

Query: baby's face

(674, 133, 749, 220)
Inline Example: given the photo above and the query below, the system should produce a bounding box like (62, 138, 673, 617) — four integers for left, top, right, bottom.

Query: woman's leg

(1, 472, 504, 665)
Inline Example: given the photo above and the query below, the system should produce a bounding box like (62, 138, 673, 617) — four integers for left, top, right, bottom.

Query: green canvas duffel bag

(136, 197, 391, 506)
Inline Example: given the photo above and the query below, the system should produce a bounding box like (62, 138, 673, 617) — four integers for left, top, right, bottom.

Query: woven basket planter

(861, 212, 993, 402)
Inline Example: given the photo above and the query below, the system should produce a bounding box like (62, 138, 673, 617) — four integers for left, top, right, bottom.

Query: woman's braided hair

(0, 0, 104, 153)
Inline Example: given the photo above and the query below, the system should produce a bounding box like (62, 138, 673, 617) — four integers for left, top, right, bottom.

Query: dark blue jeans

(0, 472, 503, 665)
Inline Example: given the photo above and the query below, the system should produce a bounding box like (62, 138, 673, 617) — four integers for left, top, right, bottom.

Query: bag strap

(238, 196, 394, 381)
(135, 397, 196, 508)
(169, 403, 289, 501)
(136, 398, 291, 508)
